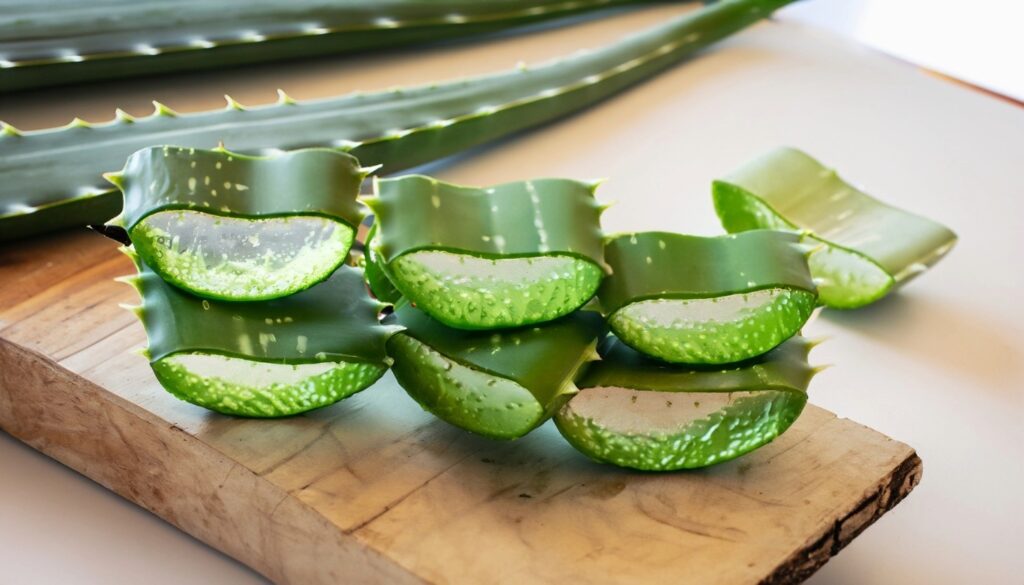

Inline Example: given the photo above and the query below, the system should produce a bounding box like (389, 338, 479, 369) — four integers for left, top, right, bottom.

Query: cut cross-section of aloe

(106, 146, 371, 301)
(125, 254, 400, 417)
(367, 175, 607, 329)
(713, 147, 957, 309)
(599, 231, 816, 365)
(555, 335, 818, 471)
(387, 306, 605, 440)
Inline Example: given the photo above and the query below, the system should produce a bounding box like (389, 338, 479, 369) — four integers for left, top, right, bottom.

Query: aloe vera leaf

(0, 0, 656, 92)
(0, 0, 795, 242)
(713, 147, 958, 309)
(125, 254, 400, 417)
(555, 335, 817, 470)
(387, 305, 605, 440)
(362, 222, 404, 304)
(598, 230, 816, 365)
(366, 175, 606, 329)
(104, 145, 369, 301)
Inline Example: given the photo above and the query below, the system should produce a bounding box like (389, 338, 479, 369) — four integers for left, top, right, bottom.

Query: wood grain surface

(0, 229, 921, 584)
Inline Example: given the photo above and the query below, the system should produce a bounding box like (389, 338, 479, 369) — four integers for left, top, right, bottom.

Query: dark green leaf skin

(105, 146, 370, 301)
(0, 0, 796, 241)
(0, 0, 655, 92)
(598, 230, 817, 364)
(556, 335, 816, 471)
(125, 253, 402, 417)
(713, 147, 958, 309)
(387, 306, 605, 440)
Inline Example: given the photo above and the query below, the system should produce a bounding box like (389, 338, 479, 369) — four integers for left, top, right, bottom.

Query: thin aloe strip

(387, 306, 605, 440)
(555, 335, 819, 471)
(366, 175, 607, 329)
(599, 230, 817, 364)
(713, 147, 957, 309)
(0, 0, 796, 242)
(0, 0, 660, 92)
(104, 145, 370, 301)
(362, 222, 404, 304)
(122, 253, 401, 417)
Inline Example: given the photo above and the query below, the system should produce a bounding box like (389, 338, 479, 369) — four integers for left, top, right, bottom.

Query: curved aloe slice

(0, 0, 795, 242)
(713, 147, 957, 309)
(387, 306, 605, 440)
(367, 176, 607, 329)
(105, 146, 370, 301)
(0, 0, 651, 92)
(555, 336, 818, 471)
(599, 231, 816, 364)
(125, 254, 400, 417)
(362, 222, 403, 304)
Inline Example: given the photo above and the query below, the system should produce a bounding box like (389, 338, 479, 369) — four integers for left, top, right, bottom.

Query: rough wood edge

(0, 338, 423, 585)
(759, 450, 923, 584)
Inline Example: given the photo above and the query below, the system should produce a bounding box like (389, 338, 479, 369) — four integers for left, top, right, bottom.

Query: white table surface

(2, 4, 1022, 584)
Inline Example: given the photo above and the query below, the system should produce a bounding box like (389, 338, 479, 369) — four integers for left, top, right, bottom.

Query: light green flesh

(608, 288, 816, 364)
(555, 386, 806, 470)
(151, 353, 385, 418)
(388, 334, 550, 440)
(389, 250, 602, 329)
(716, 190, 893, 310)
(132, 210, 354, 301)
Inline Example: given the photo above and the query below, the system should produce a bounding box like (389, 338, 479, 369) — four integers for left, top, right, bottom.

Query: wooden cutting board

(0, 229, 919, 584)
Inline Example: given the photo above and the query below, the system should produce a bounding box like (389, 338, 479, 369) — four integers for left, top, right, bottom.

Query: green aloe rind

(366, 175, 608, 329)
(0, 0, 796, 241)
(556, 335, 818, 471)
(599, 230, 817, 364)
(124, 253, 401, 417)
(713, 147, 957, 309)
(387, 305, 606, 440)
(106, 146, 370, 301)
(0, 0, 655, 92)
(362, 222, 404, 304)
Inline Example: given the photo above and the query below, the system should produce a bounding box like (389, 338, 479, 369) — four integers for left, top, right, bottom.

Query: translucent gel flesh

(132, 210, 354, 300)
(609, 288, 816, 364)
(152, 353, 384, 417)
(389, 251, 602, 329)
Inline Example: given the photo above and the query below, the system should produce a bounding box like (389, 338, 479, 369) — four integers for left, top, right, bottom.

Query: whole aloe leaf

(713, 147, 957, 309)
(124, 253, 401, 417)
(105, 145, 371, 301)
(555, 335, 819, 471)
(366, 175, 607, 329)
(0, 0, 796, 242)
(387, 306, 606, 440)
(0, 0, 656, 92)
(599, 230, 817, 365)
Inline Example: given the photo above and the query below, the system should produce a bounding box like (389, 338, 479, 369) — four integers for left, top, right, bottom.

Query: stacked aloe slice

(108, 144, 954, 470)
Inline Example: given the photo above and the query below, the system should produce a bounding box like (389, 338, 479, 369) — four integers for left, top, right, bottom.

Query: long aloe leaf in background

(599, 230, 816, 364)
(556, 335, 818, 470)
(366, 175, 607, 329)
(106, 146, 371, 301)
(0, 0, 657, 92)
(713, 147, 957, 309)
(125, 254, 400, 417)
(0, 0, 796, 242)
(387, 306, 606, 440)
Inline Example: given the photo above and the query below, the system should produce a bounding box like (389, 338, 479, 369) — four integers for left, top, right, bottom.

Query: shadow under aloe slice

(126, 255, 399, 417)
(555, 336, 818, 471)
(367, 175, 607, 330)
(107, 146, 371, 301)
(387, 306, 605, 440)
(599, 231, 817, 365)
(713, 146, 957, 309)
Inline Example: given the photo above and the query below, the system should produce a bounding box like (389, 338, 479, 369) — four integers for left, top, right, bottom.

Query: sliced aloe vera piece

(362, 222, 403, 304)
(713, 147, 957, 309)
(107, 146, 370, 301)
(599, 231, 816, 364)
(387, 306, 605, 440)
(555, 336, 817, 471)
(126, 255, 399, 417)
(367, 176, 607, 329)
